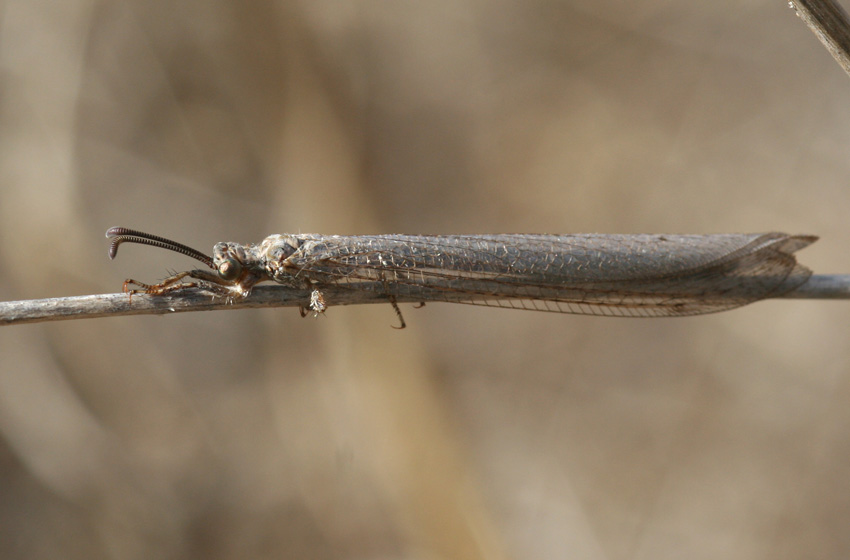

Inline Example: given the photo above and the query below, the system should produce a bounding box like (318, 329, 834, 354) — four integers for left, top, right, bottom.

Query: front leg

(123, 269, 236, 298)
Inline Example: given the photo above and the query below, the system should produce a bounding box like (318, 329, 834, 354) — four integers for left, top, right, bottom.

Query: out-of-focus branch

(792, 0, 850, 77)
(1, 275, 849, 326)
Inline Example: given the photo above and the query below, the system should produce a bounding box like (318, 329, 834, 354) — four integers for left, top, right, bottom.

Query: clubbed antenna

(106, 227, 214, 269)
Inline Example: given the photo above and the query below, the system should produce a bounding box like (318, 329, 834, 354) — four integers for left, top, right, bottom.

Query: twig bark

(0, 284, 428, 326)
(792, 0, 850, 77)
(1, 275, 849, 326)
(779, 273, 850, 298)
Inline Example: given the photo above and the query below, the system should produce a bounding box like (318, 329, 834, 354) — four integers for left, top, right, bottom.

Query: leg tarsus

(389, 297, 406, 329)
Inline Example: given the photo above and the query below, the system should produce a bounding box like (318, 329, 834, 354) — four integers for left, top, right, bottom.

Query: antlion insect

(106, 227, 817, 328)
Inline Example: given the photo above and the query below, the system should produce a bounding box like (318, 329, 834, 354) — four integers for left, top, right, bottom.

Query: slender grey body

(235, 232, 815, 317)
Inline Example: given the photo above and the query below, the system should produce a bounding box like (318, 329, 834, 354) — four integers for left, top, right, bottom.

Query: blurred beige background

(1, 1, 849, 559)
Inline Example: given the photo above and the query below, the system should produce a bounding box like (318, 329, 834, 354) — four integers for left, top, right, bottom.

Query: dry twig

(1, 275, 849, 326)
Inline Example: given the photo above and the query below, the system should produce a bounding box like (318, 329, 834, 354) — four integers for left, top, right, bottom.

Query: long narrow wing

(281, 233, 816, 317)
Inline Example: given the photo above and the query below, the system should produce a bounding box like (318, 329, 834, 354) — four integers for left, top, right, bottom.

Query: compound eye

(218, 257, 242, 281)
